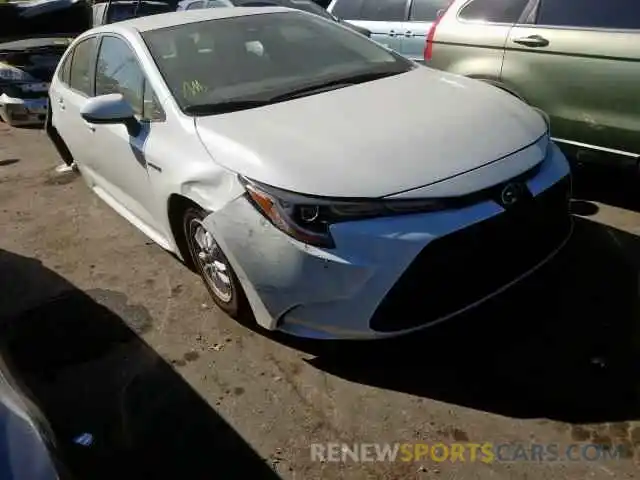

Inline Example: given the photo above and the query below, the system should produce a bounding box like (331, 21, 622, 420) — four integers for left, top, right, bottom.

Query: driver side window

(95, 35, 164, 121)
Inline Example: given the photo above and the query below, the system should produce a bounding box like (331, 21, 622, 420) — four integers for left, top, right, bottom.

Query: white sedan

(47, 7, 572, 340)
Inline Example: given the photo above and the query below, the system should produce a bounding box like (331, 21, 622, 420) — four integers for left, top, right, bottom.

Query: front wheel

(183, 206, 247, 318)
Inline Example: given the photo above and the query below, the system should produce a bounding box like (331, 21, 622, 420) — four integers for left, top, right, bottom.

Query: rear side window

(186, 0, 204, 9)
(409, 0, 452, 22)
(536, 0, 640, 30)
(459, 0, 529, 24)
(332, 0, 408, 22)
(68, 37, 98, 95)
(58, 51, 72, 84)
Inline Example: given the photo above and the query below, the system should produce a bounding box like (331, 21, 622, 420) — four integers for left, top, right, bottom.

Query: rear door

(328, 0, 410, 52)
(502, 0, 640, 158)
(427, 0, 529, 80)
(402, 0, 452, 62)
(49, 36, 99, 165)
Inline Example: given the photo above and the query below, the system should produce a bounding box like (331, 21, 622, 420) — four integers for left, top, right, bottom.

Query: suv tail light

(424, 2, 453, 62)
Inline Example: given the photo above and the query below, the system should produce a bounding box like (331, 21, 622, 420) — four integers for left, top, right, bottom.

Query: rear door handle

(513, 35, 549, 47)
(404, 31, 413, 37)
(84, 121, 95, 132)
(57, 98, 65, 110)
(388, 30, 397, 37)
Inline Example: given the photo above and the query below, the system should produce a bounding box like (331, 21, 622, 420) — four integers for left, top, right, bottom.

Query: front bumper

(205, 143, 572, 340)
(0, 94, 48, 126)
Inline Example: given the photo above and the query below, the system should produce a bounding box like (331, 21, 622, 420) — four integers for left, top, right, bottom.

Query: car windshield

(141, 11, 413, 114)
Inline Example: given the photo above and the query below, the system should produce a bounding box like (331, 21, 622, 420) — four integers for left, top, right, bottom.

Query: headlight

(241, 177, 450, 249)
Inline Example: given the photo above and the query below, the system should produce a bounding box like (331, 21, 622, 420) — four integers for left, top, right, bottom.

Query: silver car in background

(327, 0, 451, 61)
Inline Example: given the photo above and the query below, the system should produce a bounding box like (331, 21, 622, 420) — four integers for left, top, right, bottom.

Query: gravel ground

(0, 122, 639, 479)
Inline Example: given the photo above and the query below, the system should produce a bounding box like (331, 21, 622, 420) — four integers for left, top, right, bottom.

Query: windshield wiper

(183, 70, 408, 115)
(268, 69, 408, 103)
(184, 100, 270, 115)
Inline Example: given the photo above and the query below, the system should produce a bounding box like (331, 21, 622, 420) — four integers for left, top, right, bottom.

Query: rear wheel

(183, 206, 247, 318)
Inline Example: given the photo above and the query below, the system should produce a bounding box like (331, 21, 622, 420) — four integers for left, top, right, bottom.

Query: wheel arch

(167, 193, 202, 270)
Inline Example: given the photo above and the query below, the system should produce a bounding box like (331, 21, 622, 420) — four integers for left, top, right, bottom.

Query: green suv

(425, 0, 640, 169)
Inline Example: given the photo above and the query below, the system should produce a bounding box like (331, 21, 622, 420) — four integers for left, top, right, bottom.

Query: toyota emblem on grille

(500, 183, 523, 207)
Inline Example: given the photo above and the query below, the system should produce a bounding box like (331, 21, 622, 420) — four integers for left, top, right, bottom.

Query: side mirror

(81, 93, 140, 135)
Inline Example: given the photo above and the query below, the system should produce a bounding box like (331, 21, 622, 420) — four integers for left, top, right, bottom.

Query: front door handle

(84, 122, 95, 132)
(388, 30, 397, 37)
(404, 31, 413, 37)
(513, 35, 549, 47)
(57, 98, 65, 110)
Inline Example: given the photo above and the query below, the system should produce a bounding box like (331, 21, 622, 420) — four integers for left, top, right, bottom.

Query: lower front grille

(369, 176, 572, 333)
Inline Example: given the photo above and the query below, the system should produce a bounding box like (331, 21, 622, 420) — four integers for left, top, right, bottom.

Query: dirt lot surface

(1, 122, 639, 479)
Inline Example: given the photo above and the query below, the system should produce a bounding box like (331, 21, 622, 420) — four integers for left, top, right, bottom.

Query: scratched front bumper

(205, 144, 571, 340)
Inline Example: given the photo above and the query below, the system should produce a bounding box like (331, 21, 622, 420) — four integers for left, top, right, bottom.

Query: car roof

(93, 6, 292, 33)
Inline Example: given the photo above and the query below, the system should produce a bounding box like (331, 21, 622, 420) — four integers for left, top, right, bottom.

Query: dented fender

(201, 195, 375, 331)
(179, 171, 245, 214)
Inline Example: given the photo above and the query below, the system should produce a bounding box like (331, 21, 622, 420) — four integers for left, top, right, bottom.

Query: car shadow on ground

(0, 249, 278, 480)
(273, 213, 640, 426)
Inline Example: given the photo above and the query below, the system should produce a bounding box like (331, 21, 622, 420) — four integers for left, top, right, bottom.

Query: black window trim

(456, 0, 537, 27)
(401, 0, 413, 22)
(515, 0, 640, 33)
(94, 33, 166, 122)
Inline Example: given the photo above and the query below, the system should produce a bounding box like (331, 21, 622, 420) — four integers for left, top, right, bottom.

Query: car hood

(195, 67, 547, 198)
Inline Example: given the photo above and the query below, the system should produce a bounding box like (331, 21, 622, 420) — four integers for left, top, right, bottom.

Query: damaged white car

(47, 7, 573, 339)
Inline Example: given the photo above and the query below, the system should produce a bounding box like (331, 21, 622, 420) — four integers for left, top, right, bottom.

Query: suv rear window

(459, 0, 529, 24)
(536, 0, 640, 30)
(409, 0, 452, 22)
(331, 0, 407, 22)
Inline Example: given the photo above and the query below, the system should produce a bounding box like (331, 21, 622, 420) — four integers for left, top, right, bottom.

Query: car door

(328, 0, 409, 52)
(426, 0, 529, 79)
(502, 0, 640, 159)
(90, 34, 165, 234)
(402, 0, 452, 62)
(50, 36, 100, 166)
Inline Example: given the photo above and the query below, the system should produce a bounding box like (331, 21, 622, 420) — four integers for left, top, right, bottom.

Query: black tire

(182, 206, 248, 318)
